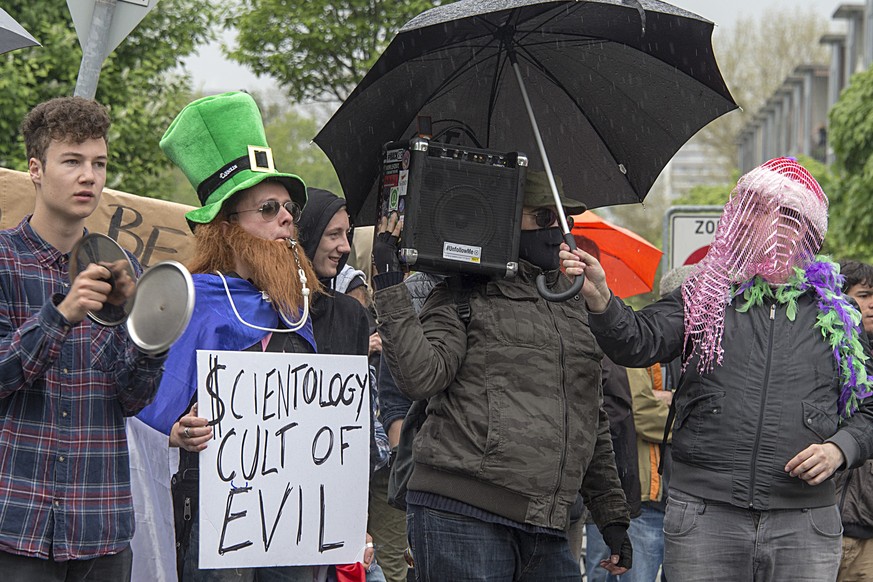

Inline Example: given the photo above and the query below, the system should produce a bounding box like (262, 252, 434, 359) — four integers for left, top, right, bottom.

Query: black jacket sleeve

(588, 289, 686, 369)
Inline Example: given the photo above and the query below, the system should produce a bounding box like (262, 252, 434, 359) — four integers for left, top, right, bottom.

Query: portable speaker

(377, 139, 528, 278)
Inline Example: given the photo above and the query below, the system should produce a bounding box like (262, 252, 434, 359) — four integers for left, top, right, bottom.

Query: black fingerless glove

(600, 523, 633, 569)
(372, 231, 404, 290)
(373, 231, 402, 275)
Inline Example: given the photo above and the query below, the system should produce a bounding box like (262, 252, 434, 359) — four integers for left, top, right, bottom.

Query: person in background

(834, 260, 873, 582)
(563, 157, 873, 582)
(583, 354, 642, 581)
(0, 97, 167, 581)
(649, 264, 695, 582)
(298, 187, 389, 582)
(371, 270, 443, 582)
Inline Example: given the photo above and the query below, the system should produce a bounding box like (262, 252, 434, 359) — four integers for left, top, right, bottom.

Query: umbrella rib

(515, 44, 642, 202)
(424, 46, 500, 103)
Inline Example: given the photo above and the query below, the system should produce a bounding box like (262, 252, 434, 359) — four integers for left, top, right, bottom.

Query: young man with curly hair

(0, 97, 168, 580)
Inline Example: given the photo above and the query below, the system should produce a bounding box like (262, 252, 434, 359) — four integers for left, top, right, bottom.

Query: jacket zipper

(839, 469, 854, 513)
(548, 304, 569, 525)
(748, 303, 776, 508)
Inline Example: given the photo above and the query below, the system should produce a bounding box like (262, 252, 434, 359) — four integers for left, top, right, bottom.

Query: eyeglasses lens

(258, 200, 298, 221)
(534, 208, 573, 229)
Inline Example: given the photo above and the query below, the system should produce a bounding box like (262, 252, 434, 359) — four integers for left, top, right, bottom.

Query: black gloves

(371, 230, 404, 291)
(600, 523, 633, 569)
(373, 230, 402, 275)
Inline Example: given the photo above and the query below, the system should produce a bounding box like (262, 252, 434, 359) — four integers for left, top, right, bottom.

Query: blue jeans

(663, 490, 841, 582)
(585, 504, 664, 582)
(367, 562, 388, 582)
(407, 504, 581, 582)
(182, 515, 313, 581)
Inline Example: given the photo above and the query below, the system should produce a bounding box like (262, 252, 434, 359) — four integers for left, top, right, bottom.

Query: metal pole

(508, 52, 584, 302)
(74, 0, 117, 99)
(509, 54, 572, 235)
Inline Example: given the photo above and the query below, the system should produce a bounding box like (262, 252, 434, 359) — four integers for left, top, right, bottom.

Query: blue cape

(136, 274, 316, 434)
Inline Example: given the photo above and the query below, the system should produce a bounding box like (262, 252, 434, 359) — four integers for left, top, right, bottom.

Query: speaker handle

(536, 232, 585, 302)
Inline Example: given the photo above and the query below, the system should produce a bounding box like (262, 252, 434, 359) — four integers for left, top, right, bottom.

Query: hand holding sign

(170, 403, 213, 452)
(196, 350, 371, 570)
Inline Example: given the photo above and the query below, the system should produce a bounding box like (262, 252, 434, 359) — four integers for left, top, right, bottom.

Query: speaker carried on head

(377, 138, 527, 278)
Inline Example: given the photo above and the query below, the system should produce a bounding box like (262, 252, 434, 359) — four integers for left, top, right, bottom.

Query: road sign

(69, 0, 158, 98)
(68, 0, 157, 57)
(663, 206, 723, 271)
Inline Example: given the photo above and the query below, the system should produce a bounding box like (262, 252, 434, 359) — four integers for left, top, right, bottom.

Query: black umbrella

(0, 7, 39, 55)
(315, 0, 736, 299)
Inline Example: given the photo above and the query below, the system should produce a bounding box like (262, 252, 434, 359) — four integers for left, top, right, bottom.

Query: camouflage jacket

(376, 262, 630, 531)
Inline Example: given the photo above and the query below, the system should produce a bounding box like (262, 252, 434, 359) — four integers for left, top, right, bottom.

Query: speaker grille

(405, 155, 523, 275)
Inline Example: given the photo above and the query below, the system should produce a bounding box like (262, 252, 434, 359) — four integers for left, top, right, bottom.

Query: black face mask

(518, 227, 563, 271)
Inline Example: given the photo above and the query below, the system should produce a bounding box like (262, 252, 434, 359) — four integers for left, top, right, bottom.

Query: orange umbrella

(571, 211, 663, 299)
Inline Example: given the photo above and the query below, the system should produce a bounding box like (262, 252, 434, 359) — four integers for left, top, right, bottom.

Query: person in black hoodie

(298, 188, 391, 580)
(298, 188, 369, 354)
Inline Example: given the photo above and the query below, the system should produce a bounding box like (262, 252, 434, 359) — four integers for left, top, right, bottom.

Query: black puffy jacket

(589, 288, 873, 511)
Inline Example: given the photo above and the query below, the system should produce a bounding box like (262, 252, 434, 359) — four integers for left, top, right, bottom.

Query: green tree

(260, 100, 342, 194)
(699, 8, 829, 174)
(674, 182, 734, 207)
(0, 1, 219, 202)
(228, 0, 448, 103)
(826, 67, 873, 263)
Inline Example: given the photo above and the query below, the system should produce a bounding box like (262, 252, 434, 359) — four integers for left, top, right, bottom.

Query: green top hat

(159, 92, 307, 224)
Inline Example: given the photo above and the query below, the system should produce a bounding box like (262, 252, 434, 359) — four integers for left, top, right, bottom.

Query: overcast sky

(187, 0, 850, 95)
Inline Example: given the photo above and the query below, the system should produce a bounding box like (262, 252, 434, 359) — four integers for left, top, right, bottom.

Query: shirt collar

(17, 215, 86, 269)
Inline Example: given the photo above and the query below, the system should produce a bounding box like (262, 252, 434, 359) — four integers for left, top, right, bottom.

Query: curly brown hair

(20, 97, 111, 165)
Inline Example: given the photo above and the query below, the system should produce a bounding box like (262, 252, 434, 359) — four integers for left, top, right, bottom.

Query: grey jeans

(0, 545, 132, 582)
(663, 489, 842, 582)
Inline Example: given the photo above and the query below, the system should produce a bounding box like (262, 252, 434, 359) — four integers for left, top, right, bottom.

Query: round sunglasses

(230, 200, 299, 222)
(524, 207, 574, 229)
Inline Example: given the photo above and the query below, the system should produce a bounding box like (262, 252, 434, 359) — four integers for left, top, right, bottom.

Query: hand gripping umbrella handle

(536, 232, 585, 302)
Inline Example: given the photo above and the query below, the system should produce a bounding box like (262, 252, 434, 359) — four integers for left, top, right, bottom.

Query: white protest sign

(196, 350, 370, 570)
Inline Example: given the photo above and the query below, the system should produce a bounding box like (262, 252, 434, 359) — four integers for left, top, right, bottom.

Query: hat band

(195, 146, 276, 205)
(196, 155, 250, 205)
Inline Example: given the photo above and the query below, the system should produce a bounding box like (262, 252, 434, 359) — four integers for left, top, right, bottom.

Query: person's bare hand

(377, 212, 402, 238)
(785, 442, 844, 485)
(559, 244, 611, 312)
(599, 554, 629, 576)
(103, 259, 135, 306)
(363, 532, 375, 571)
(57, 262, 114, 324)
(654, 391, 673, 406)
(368, 332, 382, 356)
(169, 403, 213, 452)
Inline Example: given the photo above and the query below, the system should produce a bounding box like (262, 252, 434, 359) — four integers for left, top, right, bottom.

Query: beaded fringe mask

(682, 157, 829, 373)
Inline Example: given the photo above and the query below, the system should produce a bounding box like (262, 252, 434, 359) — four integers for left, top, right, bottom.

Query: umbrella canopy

(571, 210, 662, 299)
(315, 0, 737, 226)
(0, 7, 39, 55)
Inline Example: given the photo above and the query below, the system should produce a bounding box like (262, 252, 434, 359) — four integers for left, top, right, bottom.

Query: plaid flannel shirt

(0, 217, 166, 560)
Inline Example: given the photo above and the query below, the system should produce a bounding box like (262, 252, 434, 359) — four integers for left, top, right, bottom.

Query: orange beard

(187, 222, 322, 317)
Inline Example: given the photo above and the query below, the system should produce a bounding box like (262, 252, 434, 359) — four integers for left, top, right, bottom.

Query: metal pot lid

(69, 233, 136, 326)
(126, 260, 195, 355)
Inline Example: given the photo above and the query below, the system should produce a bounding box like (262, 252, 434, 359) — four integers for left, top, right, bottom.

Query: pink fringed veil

(681, 157, 828, 372)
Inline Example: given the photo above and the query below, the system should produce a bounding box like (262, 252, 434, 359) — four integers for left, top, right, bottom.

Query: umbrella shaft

(509, 57, 572, 236)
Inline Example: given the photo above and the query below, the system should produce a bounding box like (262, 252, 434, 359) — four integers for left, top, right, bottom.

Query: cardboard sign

(195, 350, 370, 570)
(0, 167, 195, 267)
